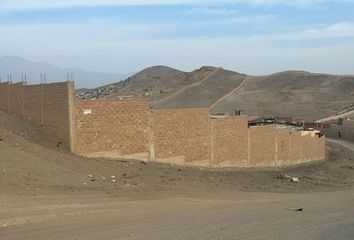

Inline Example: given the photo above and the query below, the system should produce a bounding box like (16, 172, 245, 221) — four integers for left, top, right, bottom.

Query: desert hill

(154, 68, 246, 109)
(77, 65, 217, 100)
(78, 66, 354, 121)
(213, 71, 354, 120)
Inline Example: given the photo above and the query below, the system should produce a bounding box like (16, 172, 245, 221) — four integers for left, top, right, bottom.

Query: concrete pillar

(67, 81, 76, 152)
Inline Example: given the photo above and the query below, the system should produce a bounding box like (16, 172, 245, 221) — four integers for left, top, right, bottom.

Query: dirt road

(315, 109, 354, 123)
(1, 190, 354, 240)
(327, 138, 354, 151)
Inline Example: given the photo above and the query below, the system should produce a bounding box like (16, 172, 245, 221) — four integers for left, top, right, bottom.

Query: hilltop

(76, 65, 218, 101)
(78, 66, 354, 121)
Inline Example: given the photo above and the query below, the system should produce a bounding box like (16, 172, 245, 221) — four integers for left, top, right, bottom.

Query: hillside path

(154, 67, 220, 105)
(210, 75, 248, 111)
(326, 138, 354, 151)
(315, 109, 354, 123)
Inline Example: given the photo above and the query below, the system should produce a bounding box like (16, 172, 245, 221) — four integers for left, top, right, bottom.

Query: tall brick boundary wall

(210, 117, 324, 167)
(0, 81, 325, 167)
(74, 100, 151, 159)
(0, 81, 75, 148)
(152, 109, 211, 166)
(211, 116, 248, 167)
(74, 99, 325, 167)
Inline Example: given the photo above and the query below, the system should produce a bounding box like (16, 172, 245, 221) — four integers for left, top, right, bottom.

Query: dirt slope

(154, 68, 246, 109)
(77, 66, 217, 101)
(214, 71, 354, 120)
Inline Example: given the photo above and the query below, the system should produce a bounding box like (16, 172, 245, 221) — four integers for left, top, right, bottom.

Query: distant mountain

(0, 56, 128, 88)
(79, 66, 354, 121)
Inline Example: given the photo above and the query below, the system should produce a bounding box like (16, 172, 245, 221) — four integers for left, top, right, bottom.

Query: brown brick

(0, 81, 72, 144)
(211, 116, 248, 167)
(249, 125, 277, 167)
(74, 99, 150, 160)
(152, 109, 211, 166)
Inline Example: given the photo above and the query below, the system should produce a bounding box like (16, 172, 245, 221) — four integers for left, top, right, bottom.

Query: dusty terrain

(154, 68, 246, 109)
(78, 67, 354, 121)
(214, 71, 354, 120)
(1, 111, 354, 239)
(76, 66, 217, 101)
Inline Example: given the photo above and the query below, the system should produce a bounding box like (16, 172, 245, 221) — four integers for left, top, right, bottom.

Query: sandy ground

(1, 190, 354, 240)
(1, 112, 354, 239)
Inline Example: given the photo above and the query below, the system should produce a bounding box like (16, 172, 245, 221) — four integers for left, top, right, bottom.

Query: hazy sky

(0, 0, 354, 75)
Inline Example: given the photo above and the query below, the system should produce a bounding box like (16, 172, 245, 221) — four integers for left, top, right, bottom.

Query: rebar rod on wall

(40, 73, 47, 84)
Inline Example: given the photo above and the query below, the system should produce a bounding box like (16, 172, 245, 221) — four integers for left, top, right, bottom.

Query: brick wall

(276, 130, 291, 166)
(74, 99, 151, 160)
(0, 81, 325, 167)
(295, 132, 325, 164)
(249, 125, 277, 167)
(74, 101, 325, 167)
(8, 82, 24, 118)
(0, 81, 73, 146)
(211, 116, 248, 167)
(302, 134, 317, 163)
(23, 84, 43, 124)
(152, 109, 211, 166)
(42, 83, 71, 142)
(317, 135, 326, 160)
(0, 82, 9, 112)
(289, 132, 304, 164)
(211, 121, 324, 168)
